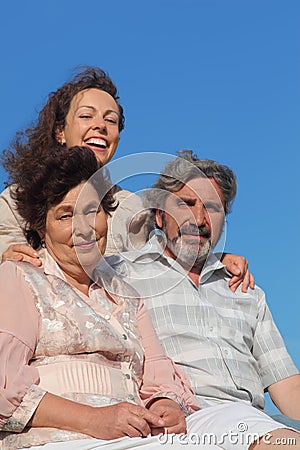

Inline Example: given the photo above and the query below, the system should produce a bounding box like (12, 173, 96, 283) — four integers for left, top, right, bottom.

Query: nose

(192, 202, 207, 227)
(73, 214, 94, 237)
(92, 115, 107, 133)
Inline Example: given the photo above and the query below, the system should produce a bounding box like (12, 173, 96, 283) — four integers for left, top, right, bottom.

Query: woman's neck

(63, 270, 91, 296)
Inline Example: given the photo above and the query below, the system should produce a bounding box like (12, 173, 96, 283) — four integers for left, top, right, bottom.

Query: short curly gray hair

(142, 149, 237, 237)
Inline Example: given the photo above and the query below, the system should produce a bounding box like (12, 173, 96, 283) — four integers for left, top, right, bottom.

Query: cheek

(164, 215, 180, 238)
(64, 123, 83, 146)
(210, 216, 224, 236)
(113, 133, 120, 146)
(47, 222, 73, 244)
(96, 214, 108, 237)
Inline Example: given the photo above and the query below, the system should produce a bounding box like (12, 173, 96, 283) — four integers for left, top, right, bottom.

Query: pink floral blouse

(0, 250, 199, 449)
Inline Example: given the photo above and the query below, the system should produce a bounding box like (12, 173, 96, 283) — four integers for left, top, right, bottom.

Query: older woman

(0, 66, 253, 291)
(0, 146, 209, 450)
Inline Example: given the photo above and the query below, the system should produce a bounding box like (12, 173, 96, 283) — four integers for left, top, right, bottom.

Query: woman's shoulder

(0, 259, 43, 280)
(0, 184, 17, 202)
(114, 187, 140, 202)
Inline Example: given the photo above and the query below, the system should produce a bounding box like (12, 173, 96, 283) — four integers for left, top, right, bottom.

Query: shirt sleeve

(0, 261, 46, 432)
(105, 190, 149, 256)
(0, 186, 27, 259)
(252, 287, 299, 389)
(136, 300, 200, 415)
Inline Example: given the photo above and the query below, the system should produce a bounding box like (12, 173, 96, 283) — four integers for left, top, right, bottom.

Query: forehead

(69, 88, 118, 111)
(169, 176, 224, 203)
(53, 182, 99, 209)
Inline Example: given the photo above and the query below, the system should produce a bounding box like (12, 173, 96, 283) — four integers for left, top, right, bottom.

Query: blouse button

(128, 394, 134, 400)
(124, 373, 131, 379)
(122, 334, 128, 340)
(124, 355, 131, 362)
(104, 314, 111, 320)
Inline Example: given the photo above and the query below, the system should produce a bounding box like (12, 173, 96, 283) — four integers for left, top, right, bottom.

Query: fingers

(1, 244, 41, 266)
(249, 272, 255, 290)
(117, 403, 165, 438)
(149, 402, 186, 436)
(149, 425, 165, 436)
(241, 270, 251, 293)
(229, 269, 255, 293)
(230, 258, 248, 276)
(165, 420, 187, 435)
(164, 410, 186, 435)
(137, 406, 165, 429)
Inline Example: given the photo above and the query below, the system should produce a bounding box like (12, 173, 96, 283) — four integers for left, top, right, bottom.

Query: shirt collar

(124, 235, 227, 284)
(39, 248, 100, 293)
(39, 248, 67, 281)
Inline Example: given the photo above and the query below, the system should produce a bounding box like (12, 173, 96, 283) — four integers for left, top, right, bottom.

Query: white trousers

(28, 402, 292, 450)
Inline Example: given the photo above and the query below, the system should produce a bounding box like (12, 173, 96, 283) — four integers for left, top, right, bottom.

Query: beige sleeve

(105, 189, 149, 256)
(0, 186, 27, 258)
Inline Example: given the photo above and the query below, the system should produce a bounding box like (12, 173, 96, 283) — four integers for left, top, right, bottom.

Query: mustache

(178, 225, 211, 239)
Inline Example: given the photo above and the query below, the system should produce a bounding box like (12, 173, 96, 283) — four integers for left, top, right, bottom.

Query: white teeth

(85, 138, 107, 148)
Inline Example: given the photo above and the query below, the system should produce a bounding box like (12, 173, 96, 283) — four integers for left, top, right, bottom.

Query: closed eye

(205, 202, 222, 212)
(105, 117, 118, 125)
(59, 213, 72, 220)
(176, 198, 196, 207)
(85, 209, 98, 216)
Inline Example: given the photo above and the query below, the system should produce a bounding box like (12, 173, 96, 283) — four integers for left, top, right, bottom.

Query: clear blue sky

(1, 0, 299, 415)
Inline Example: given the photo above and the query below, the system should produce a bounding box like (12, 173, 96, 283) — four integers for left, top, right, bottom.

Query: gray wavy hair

(142, 149, 237, 237)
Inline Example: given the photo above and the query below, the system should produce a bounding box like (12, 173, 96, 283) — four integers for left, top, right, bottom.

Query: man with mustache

(102, 150, 300, 449)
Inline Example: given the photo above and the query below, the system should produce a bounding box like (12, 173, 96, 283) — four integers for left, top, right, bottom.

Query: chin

(78, 248, 103, 269)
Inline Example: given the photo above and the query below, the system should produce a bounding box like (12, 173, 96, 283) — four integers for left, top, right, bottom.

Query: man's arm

(268, 374, 300, 419)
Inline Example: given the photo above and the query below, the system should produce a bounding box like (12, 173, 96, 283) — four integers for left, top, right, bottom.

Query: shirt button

(104, 314, 111, 320)
(122, 334, 128, 340)
(209, 326, 214, 332)
(124, 373, 131, 379)
(124, 355, 130, 362)
(128, 394, 134, 400)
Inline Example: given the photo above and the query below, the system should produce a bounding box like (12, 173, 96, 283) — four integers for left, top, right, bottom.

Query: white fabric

(27, 402, 292, 450)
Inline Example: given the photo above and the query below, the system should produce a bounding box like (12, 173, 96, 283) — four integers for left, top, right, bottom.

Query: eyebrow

(76, 105, 119, 116)
(175, 195, 220, 204)
(176, 195, 197, 201)
(55, 204, 73, 214)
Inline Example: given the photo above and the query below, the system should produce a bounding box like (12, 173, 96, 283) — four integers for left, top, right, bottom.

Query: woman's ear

(55, 127, 66, 145)
(38, 230, 45, 241)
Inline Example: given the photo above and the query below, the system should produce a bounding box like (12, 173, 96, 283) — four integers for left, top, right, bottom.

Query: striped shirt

(103, 237, 298, 410)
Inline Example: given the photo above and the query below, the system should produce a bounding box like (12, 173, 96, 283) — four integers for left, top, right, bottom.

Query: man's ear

(55, 127, 66, 145)
(156, 209, 163, 228)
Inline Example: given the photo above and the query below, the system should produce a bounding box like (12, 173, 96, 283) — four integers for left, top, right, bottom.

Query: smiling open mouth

(84, 138, 107, 150)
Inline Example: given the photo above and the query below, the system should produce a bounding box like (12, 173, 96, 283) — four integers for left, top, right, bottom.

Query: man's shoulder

(207, 268, 266, 304)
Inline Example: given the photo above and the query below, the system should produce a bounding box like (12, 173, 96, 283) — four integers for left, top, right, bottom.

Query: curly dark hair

(2, 66, 124, 184)
(12, 146, 117, 249)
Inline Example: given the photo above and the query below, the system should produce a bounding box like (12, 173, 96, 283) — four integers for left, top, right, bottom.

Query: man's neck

(186, 269, 202, 287)
(163, 246, 204, 287)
